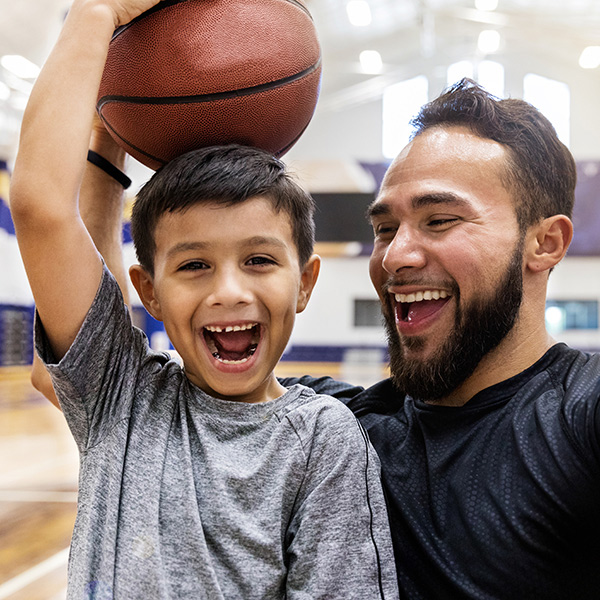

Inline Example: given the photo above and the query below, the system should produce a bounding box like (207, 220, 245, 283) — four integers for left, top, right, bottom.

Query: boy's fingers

(112, 0, 164, 28)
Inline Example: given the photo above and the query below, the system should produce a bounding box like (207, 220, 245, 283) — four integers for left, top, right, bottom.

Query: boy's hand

(79, 0, 163, 30)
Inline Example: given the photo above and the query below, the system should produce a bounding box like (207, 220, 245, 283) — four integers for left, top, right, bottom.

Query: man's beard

(383, 240, 525, 402)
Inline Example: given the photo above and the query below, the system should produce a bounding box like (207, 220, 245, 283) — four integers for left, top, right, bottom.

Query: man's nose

(381, 226, 427, 275)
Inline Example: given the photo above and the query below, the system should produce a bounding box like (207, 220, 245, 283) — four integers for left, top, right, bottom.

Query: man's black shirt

(283, 344, 600, 598)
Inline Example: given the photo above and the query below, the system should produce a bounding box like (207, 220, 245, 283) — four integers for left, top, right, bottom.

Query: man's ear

(296, 254, 321, 314)
(525, 215, 573, 273)
(129, 264, 163, 321)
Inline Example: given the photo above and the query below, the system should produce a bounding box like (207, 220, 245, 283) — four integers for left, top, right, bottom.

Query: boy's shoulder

(279, 384, 365, 447)
(280, 383, 356, 415)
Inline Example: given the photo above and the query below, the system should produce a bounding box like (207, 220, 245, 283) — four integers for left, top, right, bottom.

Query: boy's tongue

(212, 329, 256, 361)
(403, 298, 448, 323)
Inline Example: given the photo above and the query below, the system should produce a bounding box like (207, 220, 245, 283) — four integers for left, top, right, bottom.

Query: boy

(10, 0, 399, 598)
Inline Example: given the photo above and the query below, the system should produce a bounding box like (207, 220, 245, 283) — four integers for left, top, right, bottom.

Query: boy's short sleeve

(284, 396, 399, 600)
(34, 264, 162, 451)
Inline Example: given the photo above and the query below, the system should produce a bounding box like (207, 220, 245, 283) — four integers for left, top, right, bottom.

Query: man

(289, 78, 600, 598)
(35, 77, 600, 597)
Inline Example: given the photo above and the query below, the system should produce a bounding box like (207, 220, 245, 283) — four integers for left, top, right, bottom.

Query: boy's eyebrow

(166, 236, 288, 258)
(242, 235, 289, 250)
(367, 192, 469, 220)
(166, 241, 209, 259)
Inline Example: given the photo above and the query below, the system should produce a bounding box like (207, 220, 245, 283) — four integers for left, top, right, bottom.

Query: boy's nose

(381, 226, 427, 275)
(205, 268, 253, 308)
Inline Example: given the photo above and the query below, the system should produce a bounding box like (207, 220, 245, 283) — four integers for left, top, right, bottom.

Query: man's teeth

(205, 323, 257, 333)
(394, 290, 449, 303)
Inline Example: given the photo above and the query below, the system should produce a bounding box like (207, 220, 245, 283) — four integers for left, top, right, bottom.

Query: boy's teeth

(205, 323, 257, 333)
(211, 344, 257, 364)
(394, 290, 449, 303)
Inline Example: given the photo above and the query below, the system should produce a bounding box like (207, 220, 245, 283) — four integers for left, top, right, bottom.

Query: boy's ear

(129, 264, 163, 322)
(525, 215, 573, 273)
(297, 254, 321, 314)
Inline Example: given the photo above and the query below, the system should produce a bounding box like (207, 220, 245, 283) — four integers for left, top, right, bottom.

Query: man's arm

(10, 0, 159, 364)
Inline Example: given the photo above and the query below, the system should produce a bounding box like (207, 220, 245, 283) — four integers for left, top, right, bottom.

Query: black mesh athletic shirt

(282, 343, 600, 599)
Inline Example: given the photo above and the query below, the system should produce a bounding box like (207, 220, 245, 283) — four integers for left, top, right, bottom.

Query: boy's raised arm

(9, 0, 160, 361)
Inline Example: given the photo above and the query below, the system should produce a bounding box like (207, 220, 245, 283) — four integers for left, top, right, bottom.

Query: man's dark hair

(131, 144, 315, 275)
(411, 78, 577, 231)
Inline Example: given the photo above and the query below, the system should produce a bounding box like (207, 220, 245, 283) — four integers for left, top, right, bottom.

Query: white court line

(0, 490, 77, 503)
(0, 454, 77, 488)
(0, 548, 69, 600)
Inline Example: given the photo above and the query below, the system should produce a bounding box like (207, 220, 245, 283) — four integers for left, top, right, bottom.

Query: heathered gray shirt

(37, 266, 399, 599)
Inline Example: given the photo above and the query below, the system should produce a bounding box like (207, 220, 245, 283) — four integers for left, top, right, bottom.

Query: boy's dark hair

(411, 78, 577, 231)
(131, 145, 315, 275)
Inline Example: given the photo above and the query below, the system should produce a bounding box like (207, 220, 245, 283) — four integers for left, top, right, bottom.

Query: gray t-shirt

(37, 266, 399, 599)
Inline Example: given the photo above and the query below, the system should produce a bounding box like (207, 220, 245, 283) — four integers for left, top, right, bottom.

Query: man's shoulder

(553, 343, 600, 381)
(279, 375, 405, 412)
(345, 378, 405, 417)
(279, 375, 365, 401)
(546, 343, 600, 410)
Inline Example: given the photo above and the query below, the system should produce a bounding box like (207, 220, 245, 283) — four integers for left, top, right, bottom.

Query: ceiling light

(346, 0, 372, 27)
(579, 46, 600, 69)
(475, 0, 498, 10)
(359, 50, 382, 74)
(478, 30, 501, 54)
(1, 55, 41, 79)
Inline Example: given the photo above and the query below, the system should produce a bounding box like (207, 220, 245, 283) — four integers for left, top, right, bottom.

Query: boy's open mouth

(203, 323, 260, 364)
(394, 290, 451, 322)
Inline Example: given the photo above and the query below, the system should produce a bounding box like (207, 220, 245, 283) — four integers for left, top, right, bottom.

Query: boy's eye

(247, 256, 276, 267)
(179, 261, 209, 271)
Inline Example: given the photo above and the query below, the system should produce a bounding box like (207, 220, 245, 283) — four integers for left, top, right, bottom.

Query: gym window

(545, 300, 598, 332)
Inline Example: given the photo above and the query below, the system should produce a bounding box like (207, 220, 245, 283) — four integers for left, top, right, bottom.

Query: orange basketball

(97, 0, 321, 170)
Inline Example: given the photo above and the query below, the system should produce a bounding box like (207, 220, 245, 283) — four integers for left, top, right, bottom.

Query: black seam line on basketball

(281, 0, 313, 19)
(111, 0, 313, 40)
(99, 74, 316, 167)
(100, 107, 305, 167)
(100, 116, 167, 167)
(97, 58, 321, 110)
(275, 120, 311, 157)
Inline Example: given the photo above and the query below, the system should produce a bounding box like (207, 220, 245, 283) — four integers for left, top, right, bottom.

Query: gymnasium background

(2, 1, 600, 388)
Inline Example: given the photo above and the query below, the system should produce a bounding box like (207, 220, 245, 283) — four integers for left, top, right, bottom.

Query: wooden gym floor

(0, 361, 387, 599)
(0, 366, 77, 600)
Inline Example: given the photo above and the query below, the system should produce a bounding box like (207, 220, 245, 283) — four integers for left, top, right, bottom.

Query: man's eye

(374, 224, 398, 236)
(428, 217, 459, 228)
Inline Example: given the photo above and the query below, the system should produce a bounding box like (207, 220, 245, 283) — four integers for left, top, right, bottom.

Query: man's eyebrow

(366, 201, 391, 220)
(411, 192, 469, 210)
(367, 192, 469, 220)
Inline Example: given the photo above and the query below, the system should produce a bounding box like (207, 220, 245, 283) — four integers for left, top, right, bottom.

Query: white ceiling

(1, 0, 600, 159)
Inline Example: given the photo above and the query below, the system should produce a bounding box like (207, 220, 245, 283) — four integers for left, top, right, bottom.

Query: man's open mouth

(203, 323, 260, 364)
(394, 290, 450, 322)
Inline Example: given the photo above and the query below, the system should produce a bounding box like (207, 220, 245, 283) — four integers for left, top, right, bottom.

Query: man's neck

(425, 325, 556, 407)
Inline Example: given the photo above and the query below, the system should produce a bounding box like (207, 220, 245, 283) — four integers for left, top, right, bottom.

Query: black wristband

(87, 149, 132, 190)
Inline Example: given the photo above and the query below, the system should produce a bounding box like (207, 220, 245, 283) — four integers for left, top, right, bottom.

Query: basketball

(96, 0, 322, 170)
